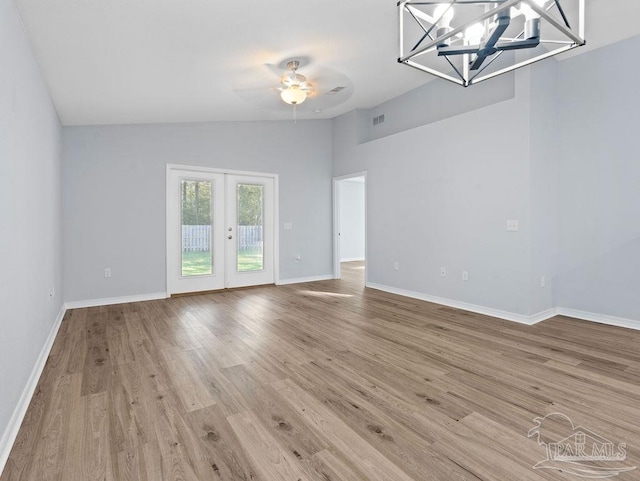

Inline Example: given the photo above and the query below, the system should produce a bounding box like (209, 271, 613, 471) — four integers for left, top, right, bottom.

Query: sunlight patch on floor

(298, 290, 354, 298)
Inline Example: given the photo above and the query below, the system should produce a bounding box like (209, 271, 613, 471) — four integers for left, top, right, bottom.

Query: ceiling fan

(233, 57, 352, 116)
(279, 60, 312, 105)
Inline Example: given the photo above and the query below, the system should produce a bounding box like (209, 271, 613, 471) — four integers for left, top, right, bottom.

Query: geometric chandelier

(398, 0, 585, 86)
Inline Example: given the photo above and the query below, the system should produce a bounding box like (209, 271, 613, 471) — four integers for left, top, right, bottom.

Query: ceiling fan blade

(295, 85, 352, 112)
(233, 87, 286, 110)
(310, 71, 352, 96)
(264, 63, 284, 79)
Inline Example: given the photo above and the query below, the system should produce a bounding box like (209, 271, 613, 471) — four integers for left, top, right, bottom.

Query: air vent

(372, 114, 385, 126)
(327, 86, 347, 95)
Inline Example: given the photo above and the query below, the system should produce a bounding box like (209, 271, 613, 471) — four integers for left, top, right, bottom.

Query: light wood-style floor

(3, 262, 640, 480)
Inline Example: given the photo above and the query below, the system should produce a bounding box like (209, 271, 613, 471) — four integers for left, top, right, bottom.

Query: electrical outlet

(440, 267, 447, 277)
(507, 220, 519, 232)
(49, 286, 55, 300)
(541, 276, 546, 288)
(295, 254, 301, 263)
(462, 271, 469, 281)
(104, 268, 112, 278)
(393, 262, 399, 271)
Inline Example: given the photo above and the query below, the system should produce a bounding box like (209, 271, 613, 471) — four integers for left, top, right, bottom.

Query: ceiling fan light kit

(279, 60, 312, 105)
(398, 0, 585, 87)
(280, 86, 307, 105)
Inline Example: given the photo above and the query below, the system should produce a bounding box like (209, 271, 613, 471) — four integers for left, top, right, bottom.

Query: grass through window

(182, 249, 263, 276)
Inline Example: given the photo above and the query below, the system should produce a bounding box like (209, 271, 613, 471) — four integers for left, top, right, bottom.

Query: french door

(167, 167, 275, 295)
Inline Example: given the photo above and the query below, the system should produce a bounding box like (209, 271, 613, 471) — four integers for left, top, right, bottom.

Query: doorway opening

(333, 173, 366, 286)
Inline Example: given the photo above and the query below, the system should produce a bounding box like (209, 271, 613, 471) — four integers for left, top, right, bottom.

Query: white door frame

(333, 172, 367, 281)
(166, 164, 280, 295)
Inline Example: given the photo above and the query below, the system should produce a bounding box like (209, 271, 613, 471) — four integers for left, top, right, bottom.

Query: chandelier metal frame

(398, 0, 585, 87)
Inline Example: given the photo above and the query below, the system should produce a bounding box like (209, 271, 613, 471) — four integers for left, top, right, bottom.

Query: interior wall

(0, 0, 63, 462)
(334, 35, 640, 323)
(333, 70, 534, 315)
(556, 35, 640, 321)
(528, 57, 560, 315)
(62, 120, 333, 302)
(339, 179, 365, 261)
(360, 69, 515, 143)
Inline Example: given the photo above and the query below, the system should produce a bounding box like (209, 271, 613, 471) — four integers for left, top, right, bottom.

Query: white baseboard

(556, 307, 640, 331)
(340, 257, 365, 262)
(366, 282, 554, 326)
(0, 304, 66, 476)
(277, 275, 333, 286)
(64, 292, 167, 309)
(365, 283, 640, 332)
(528, 308, 559, 325)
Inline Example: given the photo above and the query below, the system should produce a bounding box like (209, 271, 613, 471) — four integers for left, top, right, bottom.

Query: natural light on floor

(297, 290, 354, 298)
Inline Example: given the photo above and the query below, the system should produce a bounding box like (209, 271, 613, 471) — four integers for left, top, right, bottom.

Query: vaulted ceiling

(14, 0, 640, 126)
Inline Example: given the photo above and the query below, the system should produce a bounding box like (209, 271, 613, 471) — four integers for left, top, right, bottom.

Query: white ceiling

(14, 0, 640, 126)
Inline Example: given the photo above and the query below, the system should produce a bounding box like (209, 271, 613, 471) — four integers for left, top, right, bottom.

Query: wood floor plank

(3, 262, 640, 481)
(286, 361, 481, 481)
(181, 348, 252, 417)
(107, 320, 136, 367)
(25, 373, 82, 481)
(108, 362, 151, 458)
(227, 409, 313, 481)
(184, 404, 263, 481)
(146, 395, 204, 481)
(158, 347, 216, 412)
(83, 392, 116, 481)
(81, 311, 113, 396)
(59, 373, 87, 481)
(222, 364, 330, 459)
(272, 378, 416, 481)
(309, 448, 371, 481)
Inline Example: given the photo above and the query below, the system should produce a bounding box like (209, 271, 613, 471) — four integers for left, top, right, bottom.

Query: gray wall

(528, 57, 560, 314)
(62, 120, 333, 302)
(556, 35, 640, 321)
(333, 69, 536, 315)
(339, 179, 365, 261)
(334, 37, 640, 322)
(360, 69, 515, 143)
(0, 0, 63, 456)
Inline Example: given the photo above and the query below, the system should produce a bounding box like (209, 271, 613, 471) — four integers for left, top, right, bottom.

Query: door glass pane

(237, 183, 264, 272)
(181, 179, 213, 276)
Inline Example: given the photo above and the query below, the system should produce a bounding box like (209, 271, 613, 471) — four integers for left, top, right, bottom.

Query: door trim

(166, 164, 280, 295)
(332, 172, 367, 282)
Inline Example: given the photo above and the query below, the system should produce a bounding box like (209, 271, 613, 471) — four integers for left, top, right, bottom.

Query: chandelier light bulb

(464, 22, 485, 45)
(434, 3, 454, 28)
(519, 0, 547, 21)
